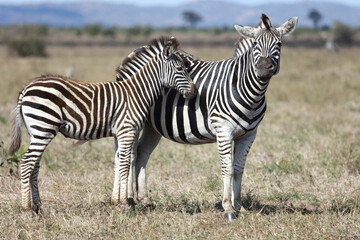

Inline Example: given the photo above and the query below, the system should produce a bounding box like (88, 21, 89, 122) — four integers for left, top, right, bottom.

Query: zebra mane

(33, 74, 94, 86)
(233, 21, 262, 58)
(116, 36, 180, 81)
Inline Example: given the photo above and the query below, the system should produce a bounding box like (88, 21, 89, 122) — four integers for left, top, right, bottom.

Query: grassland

(0, 38, 360, 239)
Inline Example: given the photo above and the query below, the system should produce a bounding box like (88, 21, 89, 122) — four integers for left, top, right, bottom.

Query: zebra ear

(234, 25, 260, 39)
(276, 16, 298, 37)
(164, 40, 174, 59)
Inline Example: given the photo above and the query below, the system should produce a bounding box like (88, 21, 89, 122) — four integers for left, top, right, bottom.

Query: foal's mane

(116, 36, 180, 81)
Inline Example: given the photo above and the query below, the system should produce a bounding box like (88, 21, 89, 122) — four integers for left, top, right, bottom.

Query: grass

(0, 39, 360, 239)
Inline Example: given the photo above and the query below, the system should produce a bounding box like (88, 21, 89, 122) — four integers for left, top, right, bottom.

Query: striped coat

(8, 37, 196, 212)
(117, 15, 297, 220)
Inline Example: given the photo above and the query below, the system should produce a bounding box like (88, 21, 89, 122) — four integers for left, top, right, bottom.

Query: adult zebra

(8, 37, 196, 213)
(117, 14, 297, 220)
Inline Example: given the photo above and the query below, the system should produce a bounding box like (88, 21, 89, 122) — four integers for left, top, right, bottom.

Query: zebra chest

(209, 104, 266, 140)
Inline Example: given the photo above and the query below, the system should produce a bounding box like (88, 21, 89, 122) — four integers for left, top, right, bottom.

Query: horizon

(1, 0, 360, 7)
(1, 0, 359, 28)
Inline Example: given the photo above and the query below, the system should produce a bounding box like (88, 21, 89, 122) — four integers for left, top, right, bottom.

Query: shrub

(126, 25, 154, 37)
(210, 27, 222, 35)
(332, 22, 355, 45)
(102, 27, 116, 38)
(141, 25, 153, 37)
(0, 141, 25, 176)
(7, 38, 47, 57)
(84, 24, 102, 36)
(126, 26, 142, 36)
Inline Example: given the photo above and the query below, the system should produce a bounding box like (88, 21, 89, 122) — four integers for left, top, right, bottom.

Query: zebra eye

(272, 52, 280, 59)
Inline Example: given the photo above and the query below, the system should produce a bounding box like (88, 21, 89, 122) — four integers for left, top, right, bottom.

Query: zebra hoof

(127, 197, 136, 207)
(140, 198, 153, 207)
(111, 198, 120, 206)
(115, 203, 131, 212)
(33, 205, 43, 214)
(224, 212, 237, 221)
(21, 206, 32, 212)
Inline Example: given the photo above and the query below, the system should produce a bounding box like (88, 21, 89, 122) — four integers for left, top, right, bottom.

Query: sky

(1, 0, 360, 6)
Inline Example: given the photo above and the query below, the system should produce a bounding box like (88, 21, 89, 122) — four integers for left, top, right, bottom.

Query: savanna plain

(0, 34, 360, 239)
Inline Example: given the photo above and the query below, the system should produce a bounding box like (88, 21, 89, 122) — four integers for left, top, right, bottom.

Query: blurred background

(0, 0, 359, 58)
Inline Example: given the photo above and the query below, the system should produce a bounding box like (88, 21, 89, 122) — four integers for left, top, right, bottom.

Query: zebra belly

(58, 120, 113, 140)
(149, 101, 263, 145)
(160, 122, 216, 144)
(150, 94, 216, 144)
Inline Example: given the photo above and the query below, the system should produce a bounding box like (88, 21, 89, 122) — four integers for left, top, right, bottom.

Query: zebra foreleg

(112, 132, 135, 209)
(112, 137, 120, 205)
(111, 144, 122, 206)
(135, 123, 161, 206)
(127, 134, 139, 203)
(216, 131, 236, 220)
(113, 136, 136, 202)
(232, 131, 257, 213)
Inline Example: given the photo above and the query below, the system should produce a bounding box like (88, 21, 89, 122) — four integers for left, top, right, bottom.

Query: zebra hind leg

(21, 138, 52, 213)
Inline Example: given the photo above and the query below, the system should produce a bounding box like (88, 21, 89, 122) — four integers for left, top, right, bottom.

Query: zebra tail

(8, 96, 23, 156)
(73, 140, 89, 147)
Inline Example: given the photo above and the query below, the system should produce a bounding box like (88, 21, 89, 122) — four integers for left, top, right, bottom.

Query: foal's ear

(276, 16, 298, 37)
(234, 25, 261, 39)
(164, 38, 177, 59)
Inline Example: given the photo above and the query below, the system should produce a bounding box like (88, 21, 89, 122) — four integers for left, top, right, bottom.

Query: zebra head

(234, 14, 297, 81)
(161, 38, 197, 99)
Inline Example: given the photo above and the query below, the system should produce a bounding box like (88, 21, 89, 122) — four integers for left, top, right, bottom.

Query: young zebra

(8, 37, 196, 213)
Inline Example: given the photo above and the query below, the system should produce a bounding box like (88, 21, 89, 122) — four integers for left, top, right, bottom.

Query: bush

(84, 24, 102, 36)
(141, 25, 153, 37)
(7, 38, 47, 57)
(16, 25, 49, 37)
(332, 22, 355, 45)
(126, 25, 154, 37)
(102, 27, 116, 38)
(0, 141, 25, 176)
(210, 27, 222, 35)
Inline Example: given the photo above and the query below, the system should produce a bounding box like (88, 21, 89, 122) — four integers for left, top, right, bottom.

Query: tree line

(0, 9, 358, 57)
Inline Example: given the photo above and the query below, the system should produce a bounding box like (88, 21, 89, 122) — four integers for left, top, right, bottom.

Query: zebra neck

(236, 51, 269, 109)
(117, 58, 163, 113)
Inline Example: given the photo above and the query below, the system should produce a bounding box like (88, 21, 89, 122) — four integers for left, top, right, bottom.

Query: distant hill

(0, 1, 359, 28)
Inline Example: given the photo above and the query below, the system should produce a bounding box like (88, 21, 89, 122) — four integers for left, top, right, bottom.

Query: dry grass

(0, 41, 360, 239)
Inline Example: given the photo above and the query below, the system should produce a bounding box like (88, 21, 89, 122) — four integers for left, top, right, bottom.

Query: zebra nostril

(183, 83, 197, 99)
(190, 83, 197, 94)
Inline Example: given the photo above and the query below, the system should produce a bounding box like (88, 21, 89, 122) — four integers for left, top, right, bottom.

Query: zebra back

(9, 37, 193, 152)
(116, 37, 180, 81)
(115, 34, 254, 83)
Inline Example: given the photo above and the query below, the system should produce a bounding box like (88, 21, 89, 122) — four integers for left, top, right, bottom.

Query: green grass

(1, 42, 360, 239)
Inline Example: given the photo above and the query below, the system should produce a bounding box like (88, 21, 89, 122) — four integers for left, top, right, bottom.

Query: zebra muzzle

(183, 83, 197, 99)
(256, 56, 277, 80)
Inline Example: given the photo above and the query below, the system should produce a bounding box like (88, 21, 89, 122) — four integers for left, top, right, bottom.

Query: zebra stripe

(8, 37, 196, 212)
(116, 14, 297, 218)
